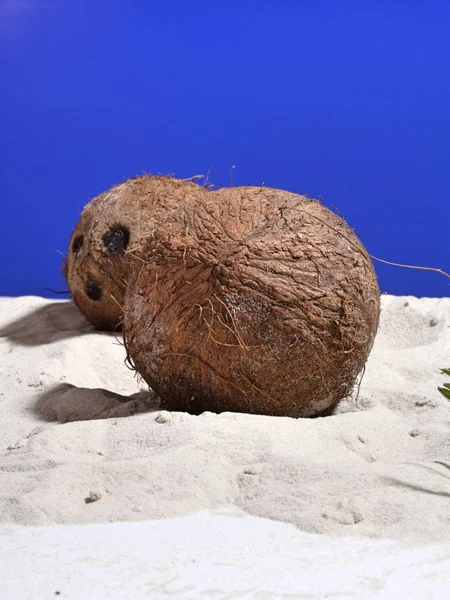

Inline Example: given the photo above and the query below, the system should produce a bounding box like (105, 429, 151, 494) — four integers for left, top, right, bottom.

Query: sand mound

(0, 295, 449, 545)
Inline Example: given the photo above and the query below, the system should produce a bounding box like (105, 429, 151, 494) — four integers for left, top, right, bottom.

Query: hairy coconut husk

(124, 186, 380, 417)
(64, 175, 207, 330)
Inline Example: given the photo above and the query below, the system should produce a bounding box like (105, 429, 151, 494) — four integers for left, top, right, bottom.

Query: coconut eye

(85, 279, 103, 301)
(103, 226, 130, 256)
(72, 235, 84, 253)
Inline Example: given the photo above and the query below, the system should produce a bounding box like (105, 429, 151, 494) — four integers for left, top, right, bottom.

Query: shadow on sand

(0, 301, 96, 346)
(33, 383, 166, 423)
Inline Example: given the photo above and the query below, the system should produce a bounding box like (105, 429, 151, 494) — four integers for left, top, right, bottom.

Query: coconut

(123, 186, 380, 417)
(64, 175, 207, 330)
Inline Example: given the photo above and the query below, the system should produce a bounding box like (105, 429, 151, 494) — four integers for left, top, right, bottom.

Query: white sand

(1, 294, 450, 598)
(2, 512, 450, 599)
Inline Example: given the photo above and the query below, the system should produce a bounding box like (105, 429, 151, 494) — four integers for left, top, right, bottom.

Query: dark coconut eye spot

(72, 235, 84, 253)
(103, 226, 130, 256)
(85, 280, 103, 302)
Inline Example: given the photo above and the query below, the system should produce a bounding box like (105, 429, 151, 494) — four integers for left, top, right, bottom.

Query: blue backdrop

(1, 1, 449, 298)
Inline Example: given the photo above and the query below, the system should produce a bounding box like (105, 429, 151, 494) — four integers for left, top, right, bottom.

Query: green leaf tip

(438, 386, 450, 401)
(438, 369, 450, 401)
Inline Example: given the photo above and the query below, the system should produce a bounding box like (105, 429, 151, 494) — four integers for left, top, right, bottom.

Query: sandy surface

(0, 294, 449, 598)
(2, 511, 450, 599)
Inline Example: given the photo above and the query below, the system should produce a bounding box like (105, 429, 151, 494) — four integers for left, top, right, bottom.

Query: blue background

(1, 1, 449, 298)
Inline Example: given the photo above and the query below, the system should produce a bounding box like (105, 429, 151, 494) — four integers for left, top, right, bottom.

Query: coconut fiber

(124, 186, 380, 417)
(64, 175, 208, 329)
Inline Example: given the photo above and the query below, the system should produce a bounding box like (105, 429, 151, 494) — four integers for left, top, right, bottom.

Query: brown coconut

(64, 175, 207, 330)
(123, 186, 380, 417)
